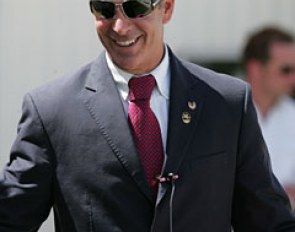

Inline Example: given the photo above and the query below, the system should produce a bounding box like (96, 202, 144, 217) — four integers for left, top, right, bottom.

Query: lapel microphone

(156, 173, 179, 184)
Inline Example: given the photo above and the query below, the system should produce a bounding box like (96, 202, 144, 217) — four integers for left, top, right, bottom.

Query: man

(0, 1, 295, 231)
(243, 27, 295, 210)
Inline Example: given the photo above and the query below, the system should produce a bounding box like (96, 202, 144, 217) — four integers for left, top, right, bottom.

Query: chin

(114, 57, 141, 72)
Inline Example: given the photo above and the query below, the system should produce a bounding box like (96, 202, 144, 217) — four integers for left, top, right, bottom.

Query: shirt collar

(106, 45, 170, 101)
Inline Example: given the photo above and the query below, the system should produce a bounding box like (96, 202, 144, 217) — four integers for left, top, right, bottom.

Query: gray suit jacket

(1, 48, 295, 231)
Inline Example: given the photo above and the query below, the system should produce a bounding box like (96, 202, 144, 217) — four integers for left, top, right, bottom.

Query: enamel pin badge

(188, 101, 196, 110)
(182, 112, 191, 124)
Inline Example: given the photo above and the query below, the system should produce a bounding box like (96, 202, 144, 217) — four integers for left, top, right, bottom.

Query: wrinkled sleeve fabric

(0, 93, 53, 232)
(232, 85, 295, 231)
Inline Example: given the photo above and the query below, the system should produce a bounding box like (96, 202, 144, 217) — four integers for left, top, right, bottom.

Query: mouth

(114, 37, 140, 47)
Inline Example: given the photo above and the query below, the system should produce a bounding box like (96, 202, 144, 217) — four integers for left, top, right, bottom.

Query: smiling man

(1, 1, 295, 231)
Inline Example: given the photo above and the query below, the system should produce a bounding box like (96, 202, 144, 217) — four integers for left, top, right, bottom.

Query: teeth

(116, 39, 136, 47)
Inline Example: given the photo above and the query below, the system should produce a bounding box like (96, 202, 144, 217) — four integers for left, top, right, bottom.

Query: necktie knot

(128, 75, 155, 102)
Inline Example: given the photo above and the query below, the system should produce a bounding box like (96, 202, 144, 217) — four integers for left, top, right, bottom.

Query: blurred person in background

(243, 26, 295, 210)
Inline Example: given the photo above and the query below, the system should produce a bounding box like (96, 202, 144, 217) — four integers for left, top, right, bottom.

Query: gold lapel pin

(182, 112, 192, 124)
(188, 101, 196, 110)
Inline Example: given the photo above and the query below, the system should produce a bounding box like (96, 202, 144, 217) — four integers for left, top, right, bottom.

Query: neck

(252, 87, 279, 118)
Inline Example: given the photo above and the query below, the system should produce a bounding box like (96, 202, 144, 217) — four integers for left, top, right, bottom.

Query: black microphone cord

(157, 173, 179, 232)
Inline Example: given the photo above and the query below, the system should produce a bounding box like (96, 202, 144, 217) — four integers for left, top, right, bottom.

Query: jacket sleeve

(232, 84, 295, 231)
(0, 93, 53, 232)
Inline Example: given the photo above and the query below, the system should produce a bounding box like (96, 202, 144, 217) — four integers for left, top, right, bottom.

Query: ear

(162, 0, 175, 24)
(246, 59, 264, 80)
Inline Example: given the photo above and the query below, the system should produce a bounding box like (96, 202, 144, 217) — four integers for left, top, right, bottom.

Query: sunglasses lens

(91, 1, 115, 19)
(123, 0, 151, 18)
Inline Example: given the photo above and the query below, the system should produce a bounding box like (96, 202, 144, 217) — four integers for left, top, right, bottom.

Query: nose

(112, 6, 131, 35)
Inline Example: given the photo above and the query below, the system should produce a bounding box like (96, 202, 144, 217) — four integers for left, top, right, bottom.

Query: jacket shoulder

(179, 58, 250, 100)
(30, 60, 94, 99)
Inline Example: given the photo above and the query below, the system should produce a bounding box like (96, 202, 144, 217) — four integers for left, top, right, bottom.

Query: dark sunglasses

(90, 0, 161, 19)
(280, 65, 295, 76)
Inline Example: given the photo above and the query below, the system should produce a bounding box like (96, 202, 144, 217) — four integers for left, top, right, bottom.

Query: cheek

(95, 20, 109, 34)
(95, 23, 103, 33)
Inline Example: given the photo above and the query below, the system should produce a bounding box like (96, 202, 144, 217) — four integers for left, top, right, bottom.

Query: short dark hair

(242, 27, 294, 65)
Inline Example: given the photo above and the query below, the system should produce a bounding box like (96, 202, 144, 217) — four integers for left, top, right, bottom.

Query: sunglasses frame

(90, 0, 162, 20)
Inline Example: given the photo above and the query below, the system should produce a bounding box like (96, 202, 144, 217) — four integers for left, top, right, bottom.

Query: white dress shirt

(106, 46, 171, 153)
(256, 96, 295, 186)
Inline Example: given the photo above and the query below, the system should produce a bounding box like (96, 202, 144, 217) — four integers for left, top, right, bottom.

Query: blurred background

(1, 0, 295, 231)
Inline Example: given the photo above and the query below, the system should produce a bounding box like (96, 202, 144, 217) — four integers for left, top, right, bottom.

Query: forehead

(269, 42, 295, 63)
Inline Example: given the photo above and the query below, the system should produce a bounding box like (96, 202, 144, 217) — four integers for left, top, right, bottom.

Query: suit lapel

(81, 53, 152, 202)
(156, 51, 206, 205)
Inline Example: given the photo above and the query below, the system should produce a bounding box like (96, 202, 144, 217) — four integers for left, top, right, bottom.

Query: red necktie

(128, 75, 164, 200)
